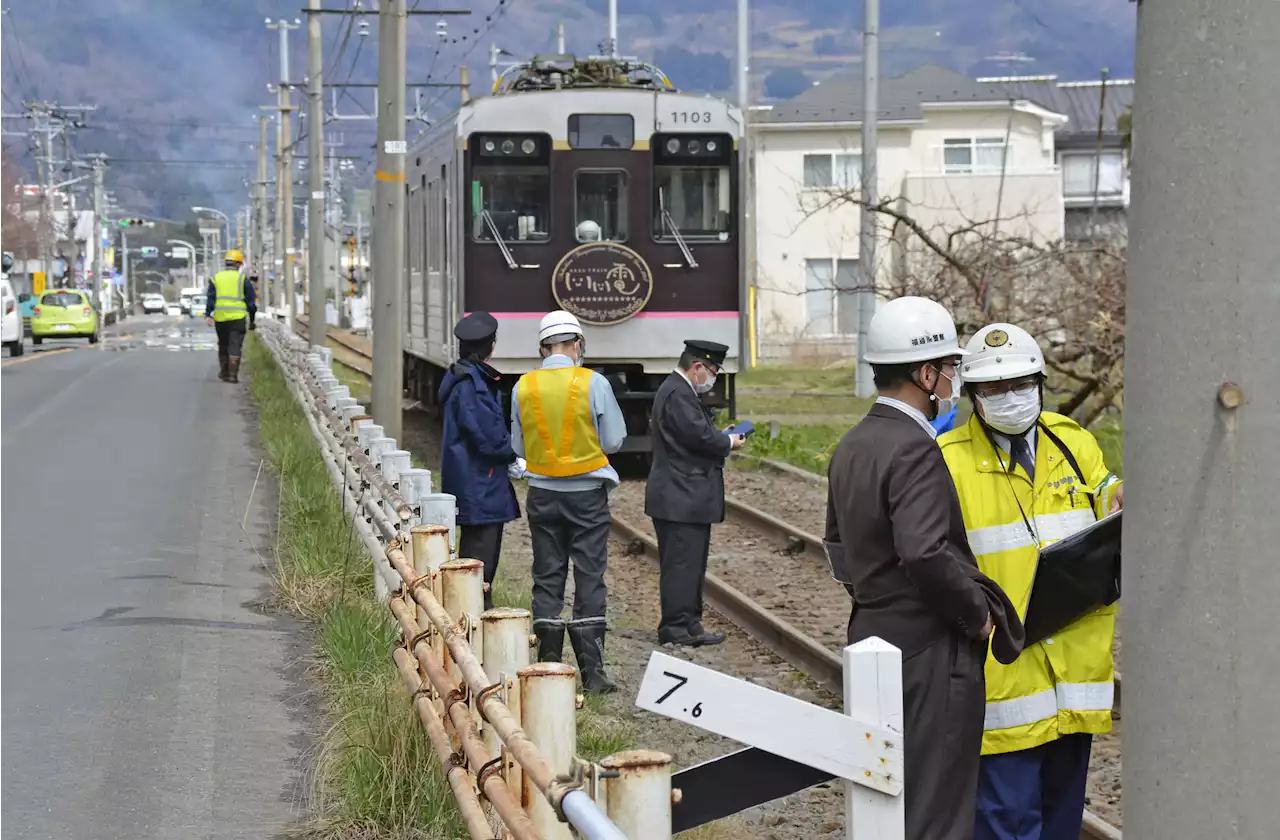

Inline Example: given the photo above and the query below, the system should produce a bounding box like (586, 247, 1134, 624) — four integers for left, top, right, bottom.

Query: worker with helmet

(204, 249, 257, 383)
(936, 323, 1122, 840)
(510, 309, 627, 694)
(824, 296, 1023, 840)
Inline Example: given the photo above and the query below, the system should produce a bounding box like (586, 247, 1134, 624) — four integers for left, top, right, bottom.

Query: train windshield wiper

(482, 210, 518, 270)
(659, 188, 699, 269)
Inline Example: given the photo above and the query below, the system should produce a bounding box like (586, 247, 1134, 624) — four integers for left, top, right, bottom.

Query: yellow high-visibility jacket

(516, 366, 608, 478)
(939, 411, 1122, 755)
(211, 269, 248, 322)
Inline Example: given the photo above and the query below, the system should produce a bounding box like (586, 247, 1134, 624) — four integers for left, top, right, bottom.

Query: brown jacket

(825, 403, 1023, 660)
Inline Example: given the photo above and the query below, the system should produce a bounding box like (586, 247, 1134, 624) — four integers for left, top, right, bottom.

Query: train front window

(469, 133, 551, 243)
(574, 170, 628, 242)
(652, 133, 733, 242)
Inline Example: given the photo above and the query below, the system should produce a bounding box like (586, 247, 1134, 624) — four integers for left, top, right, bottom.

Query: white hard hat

(576, 220, 602, 241)
(862, 296, 969, 365)
(960, 323, 1045, 383)
(538, 310, 584, 344)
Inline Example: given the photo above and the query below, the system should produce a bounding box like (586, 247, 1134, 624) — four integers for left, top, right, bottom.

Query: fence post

(484, 607, 534, 807)
(412, 525, 452, 672)
(519, 662, 578, 840)
(600, 750, 674, 839)
(420, 492, 457, 556)
(440, 558, 486, 687)
(843, 637, 905, 840)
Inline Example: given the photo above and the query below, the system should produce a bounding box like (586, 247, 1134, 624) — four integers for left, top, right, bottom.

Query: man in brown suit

(824, 296, 1023, 840)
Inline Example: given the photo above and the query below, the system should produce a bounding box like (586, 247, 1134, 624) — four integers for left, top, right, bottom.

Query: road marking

(1, 346, 80, 367)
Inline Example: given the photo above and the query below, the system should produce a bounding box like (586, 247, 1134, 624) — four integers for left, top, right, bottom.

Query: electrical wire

(3, 8, 38, 99)
(420, 0, 520, 115)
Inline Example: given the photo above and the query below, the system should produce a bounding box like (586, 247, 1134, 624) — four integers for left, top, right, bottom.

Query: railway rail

(284, 322, 1122, 838)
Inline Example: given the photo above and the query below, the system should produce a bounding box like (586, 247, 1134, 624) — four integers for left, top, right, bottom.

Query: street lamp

(191, 206, 232, 252)
(168, 239, 199, 286)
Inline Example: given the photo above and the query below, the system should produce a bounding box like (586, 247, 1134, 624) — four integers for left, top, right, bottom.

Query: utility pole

(372, 0, 407, 441)
(557, 20, 565, 53)
(307, 0, 327, 347)
(459, 65, 470, 106)
(91, 156, 107, 316)
(854, 0, 878, 398)
(1125, 2, 1280, 839)
(268, 16, 301, 325)
(256, 113, 272, 309)
(606, 0, 618, 58)
(737, 0, 752, 370)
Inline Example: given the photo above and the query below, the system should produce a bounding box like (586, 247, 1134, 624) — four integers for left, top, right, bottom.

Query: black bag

(1022, 509, 1122, 647)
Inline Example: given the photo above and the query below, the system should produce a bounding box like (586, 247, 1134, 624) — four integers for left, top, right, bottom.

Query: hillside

(1, 0, 1136, 220)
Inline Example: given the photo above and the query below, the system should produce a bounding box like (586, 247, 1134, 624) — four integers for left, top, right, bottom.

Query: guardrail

(256, 320, 666, 840)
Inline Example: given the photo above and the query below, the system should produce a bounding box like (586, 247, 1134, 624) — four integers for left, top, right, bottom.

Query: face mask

(978, 389, 1042, 435)
(930, 370, 962, 417)
(695, 374, 716, 395)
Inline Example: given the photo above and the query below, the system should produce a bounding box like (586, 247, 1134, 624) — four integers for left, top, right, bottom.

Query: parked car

(2, 277, 23, 356)
(166, 302, 182, 316)
(141, 293, 167, 314)
(31, 289, 100, 345)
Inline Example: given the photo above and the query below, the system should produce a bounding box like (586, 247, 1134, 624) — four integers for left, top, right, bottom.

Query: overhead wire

(3, 8, 38, 99)
(420, 0, 521, 116)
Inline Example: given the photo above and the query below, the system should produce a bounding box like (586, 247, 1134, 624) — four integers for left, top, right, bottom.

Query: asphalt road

(2, 315, 305, 839)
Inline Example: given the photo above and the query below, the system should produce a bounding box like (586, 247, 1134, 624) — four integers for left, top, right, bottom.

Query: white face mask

(978, 389, 1042, 435)
(693, 365, 716, 395)
(930, 369, 962, 416)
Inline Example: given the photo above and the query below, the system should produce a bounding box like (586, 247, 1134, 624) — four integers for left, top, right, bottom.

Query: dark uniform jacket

(645, 371, 733, 524)
(438, 359, 520, 526)
(825, 403, 1022, 659)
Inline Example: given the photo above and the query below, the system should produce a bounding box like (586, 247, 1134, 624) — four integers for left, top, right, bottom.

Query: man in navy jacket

(438, 312, 522, 609)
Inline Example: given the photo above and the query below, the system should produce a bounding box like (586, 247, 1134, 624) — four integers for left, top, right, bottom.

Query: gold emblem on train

(551, 242, 655, 326)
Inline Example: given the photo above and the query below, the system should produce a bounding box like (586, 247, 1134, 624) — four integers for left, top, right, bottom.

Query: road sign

(635, 651, 903, 795)
(139, 246, 159, 258)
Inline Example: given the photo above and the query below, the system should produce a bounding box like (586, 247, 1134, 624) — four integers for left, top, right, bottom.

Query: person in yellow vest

(204, 250, 257, 383)
(937, 323, 1123, 840)
(510, 310, 626, 694)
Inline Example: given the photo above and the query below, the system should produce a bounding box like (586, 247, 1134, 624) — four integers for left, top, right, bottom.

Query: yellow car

(31, 289, 100, 345)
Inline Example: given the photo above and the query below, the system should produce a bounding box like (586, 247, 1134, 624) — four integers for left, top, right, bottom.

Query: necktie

(1009, 435, 1035, 482)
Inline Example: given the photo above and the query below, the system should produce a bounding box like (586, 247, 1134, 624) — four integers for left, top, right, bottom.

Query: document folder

(1022, 510, 1122, 647)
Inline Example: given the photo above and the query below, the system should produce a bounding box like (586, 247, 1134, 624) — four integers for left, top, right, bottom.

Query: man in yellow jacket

(204, 249, 257, 383)
(938, 323, 1122, 840)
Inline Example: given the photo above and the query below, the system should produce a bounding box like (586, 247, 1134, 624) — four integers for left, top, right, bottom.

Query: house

(980, 75, 1134, 242)
(750, 65, 1068, 363)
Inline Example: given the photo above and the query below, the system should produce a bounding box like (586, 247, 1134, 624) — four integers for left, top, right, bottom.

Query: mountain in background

(1, 0, 1135, 224)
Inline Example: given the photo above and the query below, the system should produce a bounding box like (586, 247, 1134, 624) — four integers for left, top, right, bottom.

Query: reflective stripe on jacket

(939, 411, 1122, 756)
(211, 270, 248, 322)
(516, 366, 608, 478)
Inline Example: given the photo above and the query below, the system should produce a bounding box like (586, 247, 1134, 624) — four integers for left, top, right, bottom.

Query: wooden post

(844, 637, 904, 840)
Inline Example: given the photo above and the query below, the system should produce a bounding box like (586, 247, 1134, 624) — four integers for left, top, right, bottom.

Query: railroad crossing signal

(119, 218, 155, 228)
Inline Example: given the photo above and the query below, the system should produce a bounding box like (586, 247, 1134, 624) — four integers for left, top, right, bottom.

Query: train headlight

(521, 138, 536, 154)
(484, 139, 496, 153)
(706, 139, 718, 152)
(666, 138, 681, 154)
(687, 139, 701, 154)
(501, 139, 515, 154)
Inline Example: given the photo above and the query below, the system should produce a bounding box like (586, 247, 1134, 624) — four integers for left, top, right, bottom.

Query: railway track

(284, 324, 1122, 838)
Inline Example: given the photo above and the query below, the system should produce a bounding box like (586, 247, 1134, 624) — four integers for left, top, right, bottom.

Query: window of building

(802, 153, 861, 189)
(469, 133, 551, 243)
(568, 114, 635, 150)
(574, 170, 628, 242)
(1062, 152, 1125, 197)
(804, 258, 861, 335)
(943, 137, 1007, 173)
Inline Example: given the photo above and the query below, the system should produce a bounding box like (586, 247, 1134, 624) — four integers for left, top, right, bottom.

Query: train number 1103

(670, 111, 712, 124)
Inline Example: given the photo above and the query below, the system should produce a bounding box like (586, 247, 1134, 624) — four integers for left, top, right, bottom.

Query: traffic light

(119, 218, 155, 228)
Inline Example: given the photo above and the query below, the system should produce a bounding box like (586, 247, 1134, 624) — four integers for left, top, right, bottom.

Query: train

(402, 54, 745, 453)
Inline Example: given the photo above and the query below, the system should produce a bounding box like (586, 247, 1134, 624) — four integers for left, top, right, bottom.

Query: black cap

(454, 311, 498, 342)
(684, 339, 729, 367)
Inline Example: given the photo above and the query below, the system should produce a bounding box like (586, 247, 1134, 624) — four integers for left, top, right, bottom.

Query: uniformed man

(510, 310, 627, 694)
(204, 250, 256, 383)
(438, 312, 523, 611)
(824, 296, 1023, 840)
(646, 339, 745, 646)
(938, 323, 1123, 840)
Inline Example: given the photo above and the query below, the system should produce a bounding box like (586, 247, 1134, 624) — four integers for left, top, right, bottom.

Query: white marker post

(636, 650, 904, 796)
(844, 637, 905, 839)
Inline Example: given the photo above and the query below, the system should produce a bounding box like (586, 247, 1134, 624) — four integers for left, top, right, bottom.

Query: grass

(244, 335, 468, 839)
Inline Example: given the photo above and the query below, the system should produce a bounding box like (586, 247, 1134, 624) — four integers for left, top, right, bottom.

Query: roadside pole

(307, 0, 326, 347)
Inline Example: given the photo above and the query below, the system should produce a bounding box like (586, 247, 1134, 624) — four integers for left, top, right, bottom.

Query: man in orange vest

(511, 310, 627, 694)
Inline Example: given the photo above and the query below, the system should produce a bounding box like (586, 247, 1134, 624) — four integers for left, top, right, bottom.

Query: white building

(751, 65, 1069, 362)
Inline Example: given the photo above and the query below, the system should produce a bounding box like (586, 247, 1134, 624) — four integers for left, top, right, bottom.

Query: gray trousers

(654, 519, 711, 637)
(526, 486, 610, 628)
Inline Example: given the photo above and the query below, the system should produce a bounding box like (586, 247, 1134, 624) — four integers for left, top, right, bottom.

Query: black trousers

(526, 486, 610, 629)
(654, 519, 712, 637)
(215, 318, 246, 364)
(900, 632, 988, 840)
(459, 523, 504, 606)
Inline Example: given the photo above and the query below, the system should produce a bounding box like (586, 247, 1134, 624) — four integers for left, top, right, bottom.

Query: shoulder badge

(984, 329, 1009, 348)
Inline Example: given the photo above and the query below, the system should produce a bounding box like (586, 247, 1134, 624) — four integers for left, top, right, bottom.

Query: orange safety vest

(516, 366, 609, 478)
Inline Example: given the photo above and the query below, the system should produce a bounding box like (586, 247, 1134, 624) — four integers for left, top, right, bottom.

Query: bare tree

(1, 145, 41, 259)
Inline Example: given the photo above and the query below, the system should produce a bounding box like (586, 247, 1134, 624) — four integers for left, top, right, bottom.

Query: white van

(2, 275, 24, 357)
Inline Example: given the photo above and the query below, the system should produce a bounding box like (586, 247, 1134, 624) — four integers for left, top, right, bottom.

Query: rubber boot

(218, 357, 230, 381)
(568, 624, 618, 695)
(533, 621, 565, 663)
(228, 357, 241, 383)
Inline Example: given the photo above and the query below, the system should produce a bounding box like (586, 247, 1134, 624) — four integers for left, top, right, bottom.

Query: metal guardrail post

(483, 607, 534, 803)
(519, 663, 578, 839)
(420, 493, 457, 555)
(599, 750, 674, 839)
(440, 559, 485, 688)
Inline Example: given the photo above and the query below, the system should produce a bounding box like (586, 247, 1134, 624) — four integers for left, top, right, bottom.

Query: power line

(422, 0, 521, 114)
(3, 8, 38, 98)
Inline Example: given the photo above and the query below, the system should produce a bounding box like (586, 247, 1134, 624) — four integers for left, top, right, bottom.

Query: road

(2, 315, 305, 839)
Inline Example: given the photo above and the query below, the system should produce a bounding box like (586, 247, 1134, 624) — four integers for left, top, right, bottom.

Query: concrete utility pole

(737, 0, 752, 371)
(606, 0, 618, 58)
(256, 114, 271, 308)
(268, 16, 301, 325)
(91, 157, 107, 314)
(854, 0, 878, 398)
(307, 0, 327, 347)
(1125, 3, 1280, 839)
(556, 21, 566, 53)
(372, 0, 407, 441)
